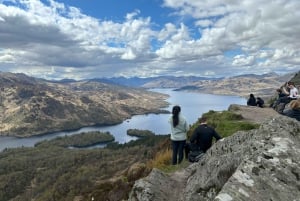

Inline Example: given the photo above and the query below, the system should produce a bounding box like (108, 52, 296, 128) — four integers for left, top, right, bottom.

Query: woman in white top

(283, 82, 298, 100)
(288, 84, 299, 99)
(168, 105, 188, 165)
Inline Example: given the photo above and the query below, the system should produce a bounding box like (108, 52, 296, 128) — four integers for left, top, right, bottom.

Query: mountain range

(0, 71, 299, 137)
(96, 72, 298, 98)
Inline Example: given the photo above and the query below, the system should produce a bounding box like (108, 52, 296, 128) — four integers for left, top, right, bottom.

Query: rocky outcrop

(228, 104, 281, 123)
(128, 115, 300, 201)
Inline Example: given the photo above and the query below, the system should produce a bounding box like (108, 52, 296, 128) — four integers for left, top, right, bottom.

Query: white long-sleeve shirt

(289, 87, 298, 98)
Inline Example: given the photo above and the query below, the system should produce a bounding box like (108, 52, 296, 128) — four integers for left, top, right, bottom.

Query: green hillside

(0, 135, 168, 201)
(289, 70, 300, 85)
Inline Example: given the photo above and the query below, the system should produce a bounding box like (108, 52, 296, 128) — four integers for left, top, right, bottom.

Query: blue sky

(62, 0, 171, 23)
(0, 0, 299, 80)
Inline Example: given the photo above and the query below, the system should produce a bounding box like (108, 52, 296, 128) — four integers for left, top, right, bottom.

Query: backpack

(188, 150, 204, 162)
(186, 143, 205, 162)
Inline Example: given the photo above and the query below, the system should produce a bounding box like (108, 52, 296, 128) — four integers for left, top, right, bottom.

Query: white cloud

(195, 19, 214, 27)
(157, 23, 177, 41)
(121, 48, 136, 60)
(0, 53, 14, 63)
(126, 10, 140, 20)
(232, 55, 255, 66)
(0, 0, 299, 79)
(161, 0, 300, 74)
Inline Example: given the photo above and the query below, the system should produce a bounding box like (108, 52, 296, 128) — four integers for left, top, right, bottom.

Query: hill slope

(0, 72, 169, 137)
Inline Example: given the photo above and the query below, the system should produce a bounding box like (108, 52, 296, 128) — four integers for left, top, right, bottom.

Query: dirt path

(167, 163, 197, 201)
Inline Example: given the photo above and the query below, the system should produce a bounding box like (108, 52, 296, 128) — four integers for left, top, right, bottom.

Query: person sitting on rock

(282, 82, 299, 101)
(189, 117, 222, 153)
(283, 100, 300, 121)
(274, 82, 299, 113)
(256, 97, 264, 108)
(277, 88, 288, 99)
(271, 88, 288, 109)
(247, 93, 256, 106)
(279, 82, 299, 104)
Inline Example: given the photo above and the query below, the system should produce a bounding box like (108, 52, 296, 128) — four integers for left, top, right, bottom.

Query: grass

(213, 120, 259, 137)
(147, 148, 190, 173)
(200, 110, 259, 137)
(147, 148, 172, 169)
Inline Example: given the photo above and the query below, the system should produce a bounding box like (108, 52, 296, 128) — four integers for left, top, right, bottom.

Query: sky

(0, 0, 299, 80)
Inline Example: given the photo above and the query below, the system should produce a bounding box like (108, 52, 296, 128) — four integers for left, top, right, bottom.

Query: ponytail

(172, 105, 181, 127)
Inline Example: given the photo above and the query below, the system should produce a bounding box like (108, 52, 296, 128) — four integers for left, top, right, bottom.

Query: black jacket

(256, 98, 264, 108)
(284, 109, 300, 121)
(247, 97, 256, 106)
(190, 124, 222, 152)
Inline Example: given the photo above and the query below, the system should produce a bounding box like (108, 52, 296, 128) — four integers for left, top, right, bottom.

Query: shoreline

(0, 90, 246, 151)
(1, 108, 171, 138)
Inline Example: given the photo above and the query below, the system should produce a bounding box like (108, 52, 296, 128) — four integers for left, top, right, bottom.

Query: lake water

(0, 89, 246, 151)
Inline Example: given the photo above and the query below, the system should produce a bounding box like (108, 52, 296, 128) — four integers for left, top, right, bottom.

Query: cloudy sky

(0, 0, 299, 80)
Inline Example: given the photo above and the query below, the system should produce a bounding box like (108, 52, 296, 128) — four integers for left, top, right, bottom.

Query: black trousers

(171, 140, 186, 165)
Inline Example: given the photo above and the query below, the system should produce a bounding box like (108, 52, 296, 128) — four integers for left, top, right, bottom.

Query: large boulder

(128, 115, 300, 201)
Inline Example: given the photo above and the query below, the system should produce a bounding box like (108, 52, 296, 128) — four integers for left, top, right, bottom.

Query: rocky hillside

(128, 105, 300, 201)
(175, 73, 296, 99)
(0, 72, 169, 137)
(102, 72, 298, 99)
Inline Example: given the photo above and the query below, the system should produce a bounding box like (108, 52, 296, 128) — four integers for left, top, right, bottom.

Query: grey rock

(128, 115, 300, 201)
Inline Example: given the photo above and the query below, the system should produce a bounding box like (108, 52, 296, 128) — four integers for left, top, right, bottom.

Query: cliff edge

(128, 105, 300, 201)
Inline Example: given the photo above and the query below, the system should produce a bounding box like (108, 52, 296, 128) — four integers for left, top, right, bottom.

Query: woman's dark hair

(172, 105, 181, 127)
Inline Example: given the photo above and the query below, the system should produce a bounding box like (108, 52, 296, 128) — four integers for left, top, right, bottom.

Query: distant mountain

(174, 72, 294, 99)
(0, 72, 168, 137)
(231, 72, 279, 79)
(91, 77, 154, 87)
(47, 78, 78, 83)
(95, 76, 220, 88)
(95, 73, 296, 99)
